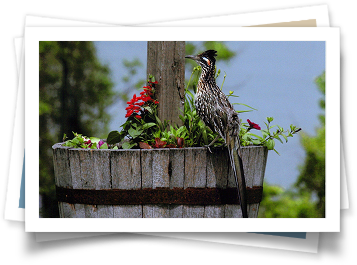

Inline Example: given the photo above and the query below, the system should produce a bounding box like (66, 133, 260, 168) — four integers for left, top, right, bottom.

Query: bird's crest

(198, 50, 217, 66)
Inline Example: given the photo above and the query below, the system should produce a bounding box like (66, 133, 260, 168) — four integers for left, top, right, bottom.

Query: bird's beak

(185, 55, 198, 61)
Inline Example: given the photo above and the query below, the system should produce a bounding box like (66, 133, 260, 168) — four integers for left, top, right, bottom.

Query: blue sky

(94, 41, 325, 189)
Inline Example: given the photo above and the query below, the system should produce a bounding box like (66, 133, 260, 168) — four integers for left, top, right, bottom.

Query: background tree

(39, 41, 115, 217)
(295, 71, 326, 217)
(258, 71, 326, 218)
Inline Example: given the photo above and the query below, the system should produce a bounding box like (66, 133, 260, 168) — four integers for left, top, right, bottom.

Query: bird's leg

(204, 135, 221, 153)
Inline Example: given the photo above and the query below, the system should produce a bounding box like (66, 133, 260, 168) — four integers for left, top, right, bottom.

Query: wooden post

(147, 41, 185, 127)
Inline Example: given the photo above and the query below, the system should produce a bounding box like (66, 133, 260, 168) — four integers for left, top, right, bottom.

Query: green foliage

(315, 72, 326, 124)
(258, 183, 317, 218)
(103, 76, 182, 149)
(295, 72, 326, 218)
(259, 71, 326, 218)
(120, 58, 146, 103)
(103, 75, 222, 149)
(240, 116, 301, 155)
(39, 41, 115, 217)
(62, 132, 104, 149)
(40, 41, 115, 139)
(106, 78, 172, 148)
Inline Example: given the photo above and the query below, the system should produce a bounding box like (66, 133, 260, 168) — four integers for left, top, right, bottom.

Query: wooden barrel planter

(52, 143, 268, 218)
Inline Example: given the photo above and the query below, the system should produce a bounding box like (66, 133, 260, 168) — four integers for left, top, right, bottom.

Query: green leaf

(176, 126, 185, 135)
(246, 132, 264, 141)
(169, 125, 176, 136)
(242, 134, 250, 142)
(112, 146, 119, 150)
(202, 128, 208, 145)
(107, 131, 121, 145)
(143, 106, 153, 114)
(99, 143, 108, 149)
(261, 129, 269, 139)
(128, 127, 142, 139)
(236, 110, 254, 113)
(274, 135, 284, 144)
(62, 141, 72, 147)
(282, 134, 288, 143)
(122, 142, 137, 149)
(72, 137, 81, 145)
(142, 122, 156, 130)
(186, 89, 195, 99)
(90, 137, 101, 144)
(265, 139, 275, 150)
(267, 117, 274, 123)
(232, 102, 258, 111)
(155, 115, 164, 131)
(252, 139, 261, 145)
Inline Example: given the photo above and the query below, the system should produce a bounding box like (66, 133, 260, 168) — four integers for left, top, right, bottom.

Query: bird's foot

(204, 143, 226, 153)
(204, 145, 213, 153)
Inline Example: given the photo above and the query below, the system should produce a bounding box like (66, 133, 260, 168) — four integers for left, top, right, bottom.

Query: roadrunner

(185, 50, 248, 218)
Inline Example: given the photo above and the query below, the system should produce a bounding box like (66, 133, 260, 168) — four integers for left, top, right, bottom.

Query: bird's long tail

(227, 137, 248, 218)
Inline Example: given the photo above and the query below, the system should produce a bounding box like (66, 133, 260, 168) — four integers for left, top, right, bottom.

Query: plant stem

(220, 71, 227, 90)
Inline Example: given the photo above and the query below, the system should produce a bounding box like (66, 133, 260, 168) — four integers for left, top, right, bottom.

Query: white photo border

(25, 27, 340, 232)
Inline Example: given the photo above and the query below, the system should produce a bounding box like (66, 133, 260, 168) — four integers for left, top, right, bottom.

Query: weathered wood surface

(53, 143, 268, 218)
(147, 41, 185, 127)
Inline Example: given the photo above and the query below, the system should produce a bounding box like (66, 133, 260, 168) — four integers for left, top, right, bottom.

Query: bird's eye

(202, 57, 211, 66)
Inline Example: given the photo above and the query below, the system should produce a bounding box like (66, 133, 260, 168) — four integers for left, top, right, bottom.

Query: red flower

(124, 82, 159, 119)
(127, 94, 140, 105)
(84, 140, 92, 148)
(125, 109, 134, 117)
(247, 119, 261, 130)
(141, 96, 152, 102)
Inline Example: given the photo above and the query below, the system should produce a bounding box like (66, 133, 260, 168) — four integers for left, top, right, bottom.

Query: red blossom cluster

(125, 81, 159, 119)
(247, 119, 261, 130)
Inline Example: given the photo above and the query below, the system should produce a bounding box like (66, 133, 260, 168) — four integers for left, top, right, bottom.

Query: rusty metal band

(56, 186, 263, 205)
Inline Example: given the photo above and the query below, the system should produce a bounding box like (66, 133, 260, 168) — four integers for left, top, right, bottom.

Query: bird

(185, 50, 248, 218)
